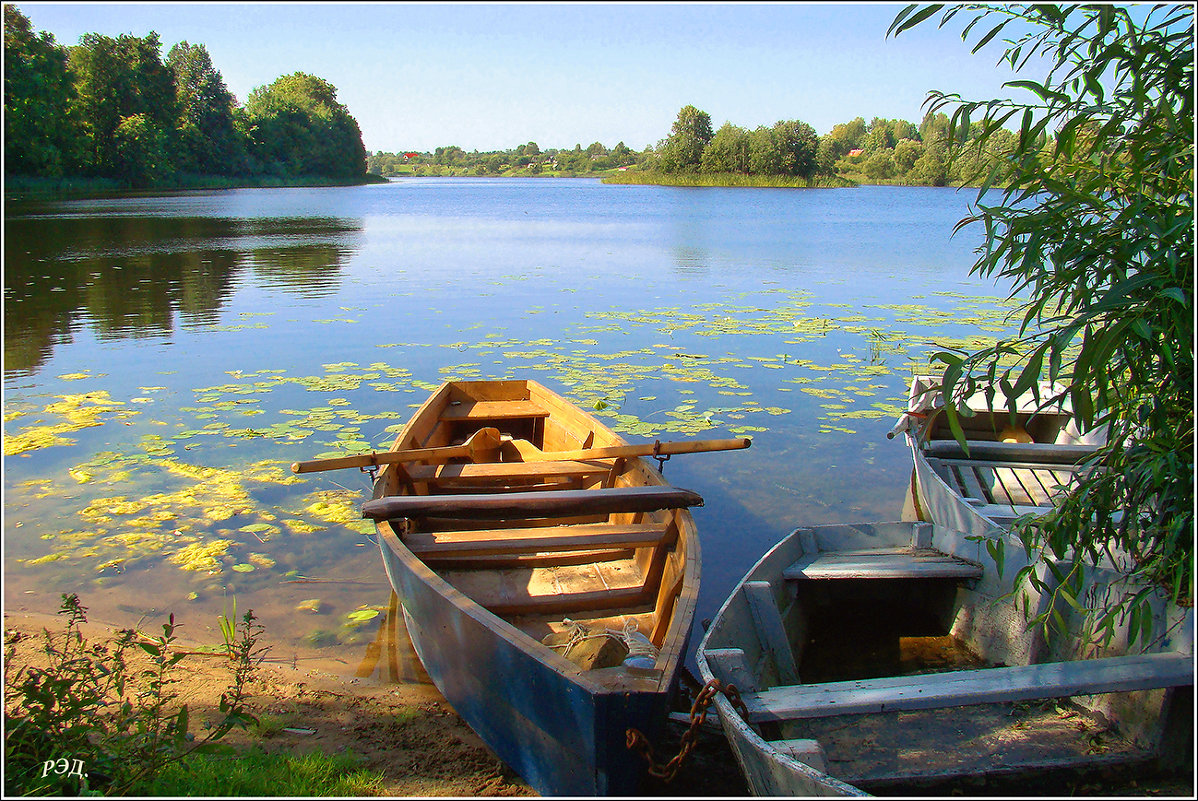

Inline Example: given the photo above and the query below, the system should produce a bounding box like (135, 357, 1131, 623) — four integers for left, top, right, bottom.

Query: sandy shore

(4, 608, 1189, 798)
(2, 609, 749, 797)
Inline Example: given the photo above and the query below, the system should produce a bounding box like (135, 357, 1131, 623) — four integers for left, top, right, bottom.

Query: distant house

(847, 148, 864, 157)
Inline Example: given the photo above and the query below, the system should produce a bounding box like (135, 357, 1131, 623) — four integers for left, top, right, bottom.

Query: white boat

(890, 375, 1105, 539)
(696, 521, 1193, 795)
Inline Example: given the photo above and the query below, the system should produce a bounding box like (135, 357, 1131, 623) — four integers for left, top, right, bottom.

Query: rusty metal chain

(626, 678, 749, 783)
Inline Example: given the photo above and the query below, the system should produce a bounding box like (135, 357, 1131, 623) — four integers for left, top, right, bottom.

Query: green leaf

(887, 4, 944, 37)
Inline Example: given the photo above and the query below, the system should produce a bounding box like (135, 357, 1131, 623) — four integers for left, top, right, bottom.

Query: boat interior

(915, 394, 1105, 522)
(702, 522, 1193, 791)
(373, 381, 698, 674)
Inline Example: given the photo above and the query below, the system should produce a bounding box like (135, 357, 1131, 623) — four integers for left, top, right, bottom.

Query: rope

(543, 617, 658, 663)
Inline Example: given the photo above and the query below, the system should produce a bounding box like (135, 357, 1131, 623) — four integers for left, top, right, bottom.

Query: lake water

(3, 178, 1016, 675)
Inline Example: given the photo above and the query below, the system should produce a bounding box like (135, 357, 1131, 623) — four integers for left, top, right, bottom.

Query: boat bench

(924, 439, 1099, 465)
(782, 548, 983, 581)
(738, 651, 1194, 723)
(405, 522, 673, 561)
(405, 460, 612, 484)
(439, 400, 550, 422)
(362, 485, 704, 522)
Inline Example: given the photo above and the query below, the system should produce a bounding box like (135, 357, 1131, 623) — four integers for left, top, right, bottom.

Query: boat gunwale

(695, 526, 868, 796)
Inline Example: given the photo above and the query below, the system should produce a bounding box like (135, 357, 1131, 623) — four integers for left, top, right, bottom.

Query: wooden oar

(537, 436, 752, 462)
(291, 427, 503, 474)
(293, 431, 751, 474)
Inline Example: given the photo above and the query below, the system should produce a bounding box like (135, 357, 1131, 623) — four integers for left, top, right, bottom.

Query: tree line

(4, 5, 367, 188)
(367, 140, 652, 178)
(641, 104, 1019, 187)
(368, 104, 1019, 187)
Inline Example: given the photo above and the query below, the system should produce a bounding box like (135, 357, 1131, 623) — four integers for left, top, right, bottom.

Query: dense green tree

(166, 41, 246, 175)
(746, 126, 783, 175)
(433, 145, 466, 167)
(244, 72, 366, 179)
(658, 104, 713, 173)
(773, 119, 819, 178)
(892, 138, 923, 173)
(907, 146, 947, 186)
(864, 116, 897, 152)
(4, 5, 81, 176)
(816, 116, 866, 173)
(861, 149, 894, 181)
(701, 122, 750, 173)
(112, 112, 169, 186)
(69, 31, 177, 176)
(891, 3, 1194, 641)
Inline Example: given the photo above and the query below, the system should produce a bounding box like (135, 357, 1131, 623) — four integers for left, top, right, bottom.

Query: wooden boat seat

(406, 460, 612, 484)
(406, 522, 672, 560)
(362, 485, 704, 522)
(923, 439, 1099, 465)
(440, 400, 550, 421)
(782, 548, 983, 581)
(740, 651, 1195, 723)
(479, 585, 651, 617)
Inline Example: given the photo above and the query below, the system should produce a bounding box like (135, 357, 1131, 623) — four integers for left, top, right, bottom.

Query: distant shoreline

(3, 172, 388, 201)
(601, 170, 856, 188)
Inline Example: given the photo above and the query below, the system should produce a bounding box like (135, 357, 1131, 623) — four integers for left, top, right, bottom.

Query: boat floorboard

(784, 701, 1151, 788)
(442, 555, 648, 615)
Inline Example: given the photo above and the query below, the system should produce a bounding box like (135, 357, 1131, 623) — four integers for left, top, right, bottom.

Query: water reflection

(3, 210, 363, 373)
(355, 592, 432, 684)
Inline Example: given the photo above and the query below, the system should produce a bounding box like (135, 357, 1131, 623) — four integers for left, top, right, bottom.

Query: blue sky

(17, 2, 1049, 153)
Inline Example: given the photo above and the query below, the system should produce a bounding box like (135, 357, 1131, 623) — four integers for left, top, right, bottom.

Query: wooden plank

(405, 460, 612, 483)
(940, 457, 1083, 474)
(1012, 467, 1054, 505)
(704, 647, 759, 693)
(954, 464, 993, 505)
(971, 502, 1053, 520)
(994, 466, 1039, 506)
(743, 581, 800, 685)
(417, 548, 636, 569)
(743, 652, 1195, 722)
(440, 400, 550, 421)
(480, 585, 648, 616)
(772, 739, 828, 772)
(782, 550, 982, 581)
(650, 556, 684, 648)
(974, 465, 1015, 506)
(405, 522, 668, 558)
(362, 485, 704, 521)
(925, 440, 1098, 464)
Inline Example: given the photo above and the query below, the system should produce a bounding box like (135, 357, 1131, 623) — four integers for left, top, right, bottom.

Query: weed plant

(3, 593, 265, 796)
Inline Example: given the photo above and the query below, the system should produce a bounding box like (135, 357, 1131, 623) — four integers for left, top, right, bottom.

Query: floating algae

(169, 539, 234, 573)
(7, 284, 1026, 589)
(4, 391, 130, 456)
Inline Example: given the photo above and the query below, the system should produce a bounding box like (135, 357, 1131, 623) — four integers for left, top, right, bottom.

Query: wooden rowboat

(890, 375, 1106, 540)
(697, 521, 1193, 796)
(296, 380, 749, 795)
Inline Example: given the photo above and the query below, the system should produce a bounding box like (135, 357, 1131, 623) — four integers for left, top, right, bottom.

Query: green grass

(129, 748, 385, 796)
